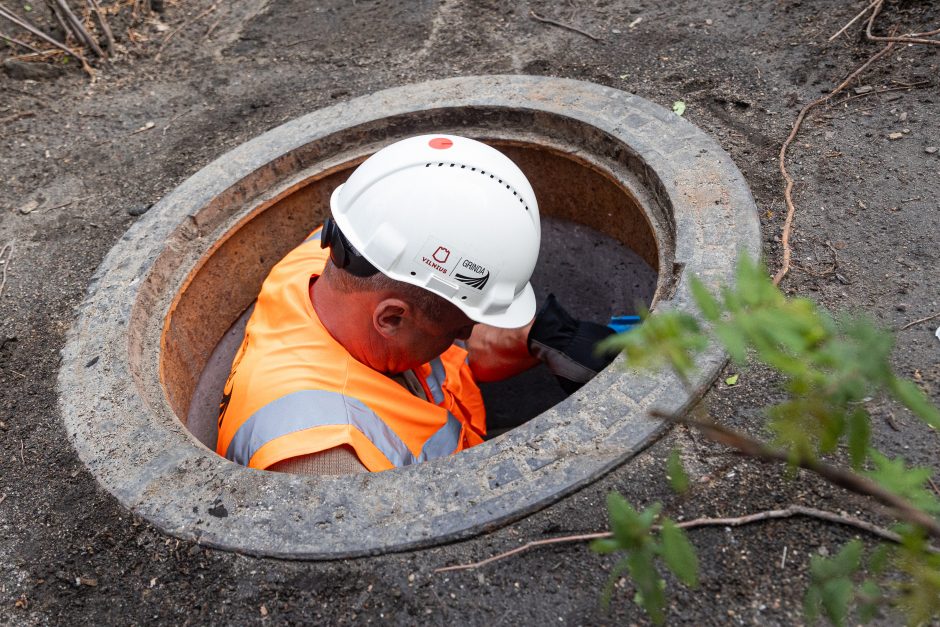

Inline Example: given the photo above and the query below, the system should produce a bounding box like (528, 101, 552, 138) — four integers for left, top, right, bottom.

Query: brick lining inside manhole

(59, 76, 760, 559)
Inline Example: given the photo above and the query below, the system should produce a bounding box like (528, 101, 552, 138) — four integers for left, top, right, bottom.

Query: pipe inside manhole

(60, 76, 760, 559)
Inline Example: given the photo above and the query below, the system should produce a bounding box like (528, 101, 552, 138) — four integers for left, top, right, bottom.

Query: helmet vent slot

(424, 162, 531, 212)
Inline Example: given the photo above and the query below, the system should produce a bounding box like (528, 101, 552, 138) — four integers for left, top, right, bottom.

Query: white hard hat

(329, 134, 541, 329)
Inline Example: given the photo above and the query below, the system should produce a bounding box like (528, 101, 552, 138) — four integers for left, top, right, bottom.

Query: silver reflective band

(425, 357, 446, 405)
(225, 389, 462, 468)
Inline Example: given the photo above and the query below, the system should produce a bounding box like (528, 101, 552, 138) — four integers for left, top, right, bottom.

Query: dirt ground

(1, 0, 938, 624)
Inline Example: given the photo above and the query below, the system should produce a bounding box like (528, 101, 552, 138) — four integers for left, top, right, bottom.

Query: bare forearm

(466, 320, 538, 382)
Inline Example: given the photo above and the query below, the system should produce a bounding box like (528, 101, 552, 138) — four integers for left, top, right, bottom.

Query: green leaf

(833, 541, 863, 576)
(864, 451, 940, 514)
(868, 544, 891, 574)
(856, 580, 881, 622)
(666, 449, 689, 494)
(725, 373, 739, 386)
(820, 578, 853, 627)
(627, 549, 667, 624)
(803, 583, 822, 624)
(590, 538, 621, 555)
(658, 519, 699, 587)
(714, 323, 748, 364)
(846, 408, 870, 469)
(806, 540, 863, 626)
(889, 376, 940, 430)
(689, 276, 721, 321)
(672, 101, 686, 116)
(606, 492, 639, 546)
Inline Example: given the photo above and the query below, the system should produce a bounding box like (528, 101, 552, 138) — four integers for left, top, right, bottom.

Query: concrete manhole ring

(59, 75, 760, 559)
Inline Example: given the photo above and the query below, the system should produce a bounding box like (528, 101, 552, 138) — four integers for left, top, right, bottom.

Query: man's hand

(526, 294, 617, 393)
(466, 321, 539, 382)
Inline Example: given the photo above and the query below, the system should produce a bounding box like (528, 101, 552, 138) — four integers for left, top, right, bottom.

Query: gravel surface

(0, 0, 938, 624)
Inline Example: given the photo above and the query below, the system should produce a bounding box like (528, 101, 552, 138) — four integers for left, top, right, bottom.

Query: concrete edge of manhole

(58, 75, 760, 559)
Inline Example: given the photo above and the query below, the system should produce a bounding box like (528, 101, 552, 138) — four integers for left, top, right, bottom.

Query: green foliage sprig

(595, 255, 940, 625)
(591, 493, 698, 624)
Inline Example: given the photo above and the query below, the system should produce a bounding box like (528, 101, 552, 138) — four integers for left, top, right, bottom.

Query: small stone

(896, 303, 909, 312)
(902, 128, 911, 134)
(17, 199, 39, 215)
(706, 18, 713, 25)
(888, 132, 903, 140)
(818, 545, 829, 556)
(2, 59, 64, 81)
(853, 85, 873, 94)
(925, 146, 939, 154)
(127, 204, 152, 216)
(899, 112, 908, 122)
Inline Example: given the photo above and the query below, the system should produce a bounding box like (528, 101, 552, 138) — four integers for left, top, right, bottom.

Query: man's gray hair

(323, 260, 457, 320)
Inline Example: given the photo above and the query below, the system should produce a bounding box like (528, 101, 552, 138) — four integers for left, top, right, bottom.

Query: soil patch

(0, 0, 937, 623)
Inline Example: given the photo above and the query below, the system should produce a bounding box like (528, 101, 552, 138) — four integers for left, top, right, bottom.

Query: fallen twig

(832, 81, 931, 106)
(929, 477, 940, 499)
(435, 531, 611, 572)
(161, 111, 186, 135)
(203, 14, 221, 40)
(0, 241, 12, 299)
(867, 1, 940, 47)
(529, 9, 601, 42)
(0, 111, 36, 125)
(829, 0, 880, 42)
(898, 311, 940, 331)
(0, 2, 93, 74)
(88, 0, 115, 55)
(0, 494, 6, 506)
(774, 39, 895, 285)
(434, 504, 929, 573)
(155, 2, 217, 59)
(3, 85, 49, 103)
(53, 0, 105, 58)
(0, 30, 41, 53)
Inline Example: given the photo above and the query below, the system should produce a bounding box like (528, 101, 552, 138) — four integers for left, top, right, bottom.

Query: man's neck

(311, 275, 387, 372)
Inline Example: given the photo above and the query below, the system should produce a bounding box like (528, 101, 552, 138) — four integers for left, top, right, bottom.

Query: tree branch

(650, 409, 940, 540)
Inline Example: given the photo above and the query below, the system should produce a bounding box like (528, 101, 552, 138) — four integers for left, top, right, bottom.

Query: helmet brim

(463, 282, 536, 329)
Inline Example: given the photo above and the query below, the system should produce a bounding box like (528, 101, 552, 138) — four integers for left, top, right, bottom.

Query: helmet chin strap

(321, 217, 380, 277)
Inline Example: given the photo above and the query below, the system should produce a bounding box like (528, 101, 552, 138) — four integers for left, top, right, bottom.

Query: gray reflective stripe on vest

(303, 230, 322, 243)
(425, 357, 446, 405)
(225, 389, 462, 467)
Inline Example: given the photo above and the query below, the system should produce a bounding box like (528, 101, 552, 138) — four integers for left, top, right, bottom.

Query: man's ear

(373, 298, 410, 337)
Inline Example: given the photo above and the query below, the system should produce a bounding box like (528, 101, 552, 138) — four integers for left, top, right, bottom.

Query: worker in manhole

(217, 135, 618, 474)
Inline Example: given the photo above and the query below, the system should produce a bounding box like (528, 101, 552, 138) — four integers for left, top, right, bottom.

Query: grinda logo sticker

(415, 237, 495, 291)
(454, 259, 490, 290)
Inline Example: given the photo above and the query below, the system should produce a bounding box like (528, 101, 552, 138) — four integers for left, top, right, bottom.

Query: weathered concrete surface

(59, 77, 760, 558)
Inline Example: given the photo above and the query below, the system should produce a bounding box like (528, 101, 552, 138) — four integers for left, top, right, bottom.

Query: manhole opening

(64, 76, 758, 558)
(167, 139, 664, 454)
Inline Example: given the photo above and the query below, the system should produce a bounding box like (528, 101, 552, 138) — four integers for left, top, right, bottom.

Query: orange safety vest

(216, 228, 487, 472)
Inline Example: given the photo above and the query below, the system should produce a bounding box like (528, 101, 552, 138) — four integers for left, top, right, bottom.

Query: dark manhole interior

(182, 143, 660, 455)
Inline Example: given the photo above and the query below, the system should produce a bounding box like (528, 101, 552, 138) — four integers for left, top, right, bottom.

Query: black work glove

(527, 294, 617, 394)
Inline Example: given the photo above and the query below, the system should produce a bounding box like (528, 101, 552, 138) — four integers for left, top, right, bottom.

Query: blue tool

(607, 314, 642, 334)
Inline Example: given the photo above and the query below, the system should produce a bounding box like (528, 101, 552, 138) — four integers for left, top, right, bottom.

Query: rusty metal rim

(58, 75, 760, 559)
